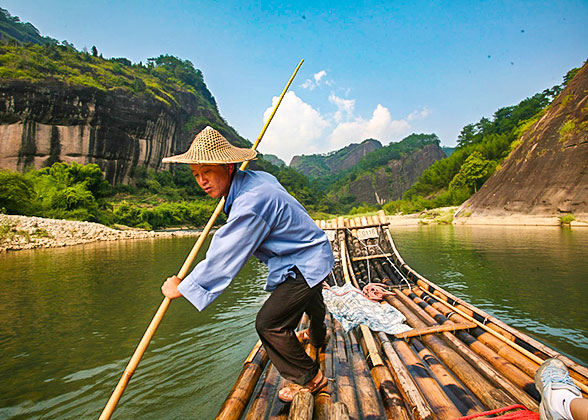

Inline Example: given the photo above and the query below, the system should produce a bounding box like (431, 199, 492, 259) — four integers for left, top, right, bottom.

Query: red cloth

(453, 405, 539, 420)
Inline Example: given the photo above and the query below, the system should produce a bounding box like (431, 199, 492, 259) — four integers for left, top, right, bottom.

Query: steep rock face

(342, 143, 446, 204)
(290, 139, 381, 178)
(0, 80, 247, 184)
(457, 62, 588, 218)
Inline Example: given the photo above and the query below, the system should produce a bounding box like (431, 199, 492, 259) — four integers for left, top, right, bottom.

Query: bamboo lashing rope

(417, 287, 588, 395)
(98, 59, 304, 420)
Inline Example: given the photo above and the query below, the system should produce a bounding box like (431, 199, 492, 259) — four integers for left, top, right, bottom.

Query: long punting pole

(98, 59, 304, 420)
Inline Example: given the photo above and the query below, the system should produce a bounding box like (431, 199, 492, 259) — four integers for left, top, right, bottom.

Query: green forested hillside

(0, 8, 57, 45)
(0, 8, 250, 148)
(291, 139, 381, 179)
(383, 75, 573, 214)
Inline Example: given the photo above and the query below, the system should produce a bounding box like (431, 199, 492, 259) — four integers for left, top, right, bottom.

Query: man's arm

(163, 211, 270, 311)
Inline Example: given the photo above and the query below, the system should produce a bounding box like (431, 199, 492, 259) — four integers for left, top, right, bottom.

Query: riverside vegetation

(0, 7, 584, 229)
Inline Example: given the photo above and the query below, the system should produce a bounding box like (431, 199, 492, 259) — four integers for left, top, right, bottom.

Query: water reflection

(0, 236, 267, 419)
(391, 225, 588, 364)
(1, 226, 587, 419)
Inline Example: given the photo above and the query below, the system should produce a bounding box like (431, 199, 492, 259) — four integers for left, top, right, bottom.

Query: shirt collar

(224, 169, 245, 215)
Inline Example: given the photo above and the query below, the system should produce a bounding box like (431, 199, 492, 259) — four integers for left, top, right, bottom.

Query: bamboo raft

(214, 210, 588, 420)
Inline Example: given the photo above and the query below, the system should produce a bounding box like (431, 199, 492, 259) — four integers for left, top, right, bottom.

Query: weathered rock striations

(344, 143, 446, 205)
(456, 61, 588, 220)
(0, 80, 248, 184)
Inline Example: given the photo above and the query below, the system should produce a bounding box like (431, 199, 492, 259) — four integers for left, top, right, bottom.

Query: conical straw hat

(162, 126, 257, 164)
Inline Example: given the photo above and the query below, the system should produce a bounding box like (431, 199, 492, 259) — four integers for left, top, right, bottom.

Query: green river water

(0, 225, 586, 419)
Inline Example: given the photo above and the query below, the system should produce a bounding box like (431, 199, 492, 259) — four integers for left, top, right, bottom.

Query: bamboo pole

(216, 346, 270, 420)
(367, 361, 412, 420)
(330, 402, 350, 420)
(394, 323, 476, 339)
(377, 331, 435, 420)
(392, 286, 539, 410)
(411, 339, 486, 416)
(313, 314, 334, 420)
(98, 59, 304, 420)
(355, 323, 412, 420)
(392, 335, 463, 420)
(408, 288, 540, 400)
(288, 391, 314, 420)
(385, 292, 517, 410)
(347, 331, 387, 419)
(384, 223, 588, 386)
(245, 363, 280, 420)
(333, 321, 361, 420)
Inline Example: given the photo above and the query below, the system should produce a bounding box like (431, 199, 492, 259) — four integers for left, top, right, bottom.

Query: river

(0, 225, 586, 419)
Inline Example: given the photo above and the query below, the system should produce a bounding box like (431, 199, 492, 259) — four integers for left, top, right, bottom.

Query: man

(160, 126, 334, 402)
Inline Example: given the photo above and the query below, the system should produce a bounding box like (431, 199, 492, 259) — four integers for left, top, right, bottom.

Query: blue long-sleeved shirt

(177, 169, 334, 311)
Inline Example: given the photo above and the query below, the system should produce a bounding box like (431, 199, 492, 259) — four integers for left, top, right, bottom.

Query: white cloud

(260, 91, 330, 164)
(328, 104, 411, 149)
(407, 107, 431, 121)
(300, 70, 329, 90)
(300, 79, 314, 90)
(259, 90, 431, 164)
(314, 70, 327, 83)
(329, 93, 355, 123)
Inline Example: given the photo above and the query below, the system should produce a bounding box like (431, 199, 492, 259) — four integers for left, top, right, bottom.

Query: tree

(91, 45, 98, 57)
(449, 152, 492, 193)
(0, 170, 35, 214)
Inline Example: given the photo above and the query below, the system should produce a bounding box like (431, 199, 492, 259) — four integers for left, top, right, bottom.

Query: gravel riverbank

(0, 214, 201, 253)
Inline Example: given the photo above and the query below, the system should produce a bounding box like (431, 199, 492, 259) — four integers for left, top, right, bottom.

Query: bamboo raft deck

(215, 210, 588, 420)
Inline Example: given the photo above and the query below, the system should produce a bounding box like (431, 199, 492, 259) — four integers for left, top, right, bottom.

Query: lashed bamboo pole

(348, 331, 387, 419)
(216, 345, 270, 420)
(392, 285, 539, 410)
(408, 288, 540, 400)
(377, 331, 435, 420)
(330, 402, 350, 420)
(98, 59, 304, 420)
(385, 292, 517, 410)
(245, 363, 280, 420)
(411, 339, 486, 416)
(351, 312, 412, 420)
(392, 336, 463, 420)
(367, 360, 413, 420)
(414, 286, 588, 395)
(313, 314, 334, 420)
(381, 219, 588, 386)
(289, 391, 314, 420)
(333, 321, 361, 420)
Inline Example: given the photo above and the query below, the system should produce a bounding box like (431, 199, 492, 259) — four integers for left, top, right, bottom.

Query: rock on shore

(0, 214, 200, 252)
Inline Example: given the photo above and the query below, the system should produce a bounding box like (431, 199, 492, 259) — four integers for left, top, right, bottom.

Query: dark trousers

(255, 269, 326, 385)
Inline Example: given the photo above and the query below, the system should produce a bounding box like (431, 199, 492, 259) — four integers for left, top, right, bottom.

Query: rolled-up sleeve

(177, 211, 270, 311)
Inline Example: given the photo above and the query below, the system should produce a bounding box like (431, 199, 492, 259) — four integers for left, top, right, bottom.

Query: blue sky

(3, 1, 587, 163)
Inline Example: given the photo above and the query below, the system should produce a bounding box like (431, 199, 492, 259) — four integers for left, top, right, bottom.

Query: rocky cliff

(456, 61, 588, 219)
(290, 138, 382, 178)
(0, 80, 247, 184)
(338, 143, 446, 205)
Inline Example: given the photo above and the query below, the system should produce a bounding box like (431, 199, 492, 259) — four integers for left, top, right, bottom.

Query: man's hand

(162, 275, 183, 299)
